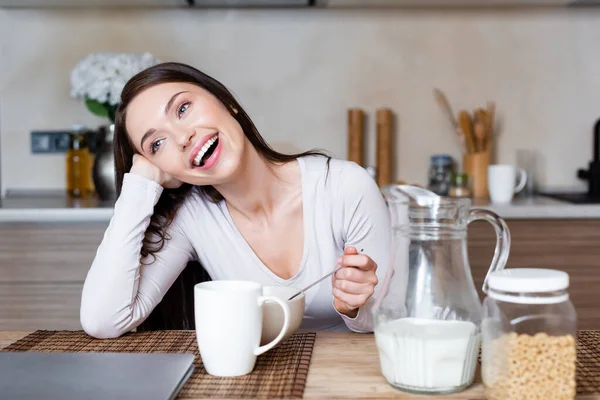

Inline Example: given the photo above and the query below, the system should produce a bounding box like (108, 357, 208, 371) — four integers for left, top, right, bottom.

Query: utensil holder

(463, 150, 491, 199)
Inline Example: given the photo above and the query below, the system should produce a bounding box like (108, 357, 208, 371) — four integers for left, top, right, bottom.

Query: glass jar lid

(488, 268, 569, 292)
(487, 269, 570, 304)
(430, 154, 453, 166)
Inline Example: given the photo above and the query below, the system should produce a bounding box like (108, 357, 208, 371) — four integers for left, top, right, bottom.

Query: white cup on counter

(488, 164, 528, 204)
(194, 280, 291, 377)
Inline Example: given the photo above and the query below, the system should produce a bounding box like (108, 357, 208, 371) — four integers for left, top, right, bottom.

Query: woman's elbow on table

(80, 301, 135, 339)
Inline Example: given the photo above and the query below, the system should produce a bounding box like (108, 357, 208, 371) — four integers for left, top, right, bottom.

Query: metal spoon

(288, 249, 363, 301)
(288, 266, 343, 301)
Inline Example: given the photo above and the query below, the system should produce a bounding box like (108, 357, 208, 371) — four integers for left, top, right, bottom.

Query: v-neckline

(219, 158, 311, 284)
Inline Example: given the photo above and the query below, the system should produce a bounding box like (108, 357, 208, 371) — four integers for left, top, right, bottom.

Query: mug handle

(254, 296, 291, 356)
(467, 209, 512, 294)
(514, 167, 528, 194)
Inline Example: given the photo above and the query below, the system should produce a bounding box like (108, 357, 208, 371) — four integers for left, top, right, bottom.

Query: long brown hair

(114, 62, 330, 262)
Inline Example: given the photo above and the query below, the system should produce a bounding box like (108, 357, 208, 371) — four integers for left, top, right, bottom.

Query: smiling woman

(80, 62, 393, 339)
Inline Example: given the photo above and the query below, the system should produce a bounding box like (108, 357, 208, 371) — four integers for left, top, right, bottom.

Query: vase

(92, 124, 116, 201)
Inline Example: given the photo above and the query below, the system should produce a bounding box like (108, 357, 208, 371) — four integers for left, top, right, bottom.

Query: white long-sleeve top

(80, 156, 392, 338)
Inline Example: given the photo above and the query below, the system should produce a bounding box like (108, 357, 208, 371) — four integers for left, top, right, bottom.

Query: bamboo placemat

(2, 330, 316, 399)
(575, 330, 600, 396)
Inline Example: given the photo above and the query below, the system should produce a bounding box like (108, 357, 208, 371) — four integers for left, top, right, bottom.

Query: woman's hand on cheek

(131, 154, 182, 188)
(332, 246, 378, 319)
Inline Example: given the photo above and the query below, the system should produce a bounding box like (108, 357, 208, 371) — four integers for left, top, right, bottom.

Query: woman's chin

(186, 156, 241, 187)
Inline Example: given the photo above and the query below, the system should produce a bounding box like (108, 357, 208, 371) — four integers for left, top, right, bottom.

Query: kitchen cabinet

(468, 219, 600, 330)
(0, 222, 107, 330)
(1, 218, 600, 331)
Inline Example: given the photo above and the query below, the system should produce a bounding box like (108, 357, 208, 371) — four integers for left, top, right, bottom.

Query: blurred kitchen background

(6, 0, 600, 333)
(1, 1, 600, 201)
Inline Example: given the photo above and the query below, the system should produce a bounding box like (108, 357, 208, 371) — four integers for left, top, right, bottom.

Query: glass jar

(427, 155, 454, 196)
(449, 172, 471, 198)
(481, 268, 577, 400)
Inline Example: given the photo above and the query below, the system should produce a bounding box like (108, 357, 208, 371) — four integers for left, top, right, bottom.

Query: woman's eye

(178, 102, 190, 118)
(150, 139, 164, 154)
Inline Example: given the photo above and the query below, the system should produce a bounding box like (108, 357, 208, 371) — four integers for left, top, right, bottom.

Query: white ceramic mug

(488, 164, 528, 204)
(194, 280, 291, 377)
(261, 286, 305, 346)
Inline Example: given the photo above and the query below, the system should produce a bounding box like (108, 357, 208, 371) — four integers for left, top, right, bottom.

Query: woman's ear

(228, 104, 238, 115)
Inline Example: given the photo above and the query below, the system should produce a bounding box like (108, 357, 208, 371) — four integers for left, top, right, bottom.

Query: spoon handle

(288, 266, 343, 301)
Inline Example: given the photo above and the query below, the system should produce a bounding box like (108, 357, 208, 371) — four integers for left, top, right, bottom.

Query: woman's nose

(175, 129, 195, 148)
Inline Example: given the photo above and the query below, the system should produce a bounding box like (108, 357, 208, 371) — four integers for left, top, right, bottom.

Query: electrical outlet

(31, 131, 71, 154)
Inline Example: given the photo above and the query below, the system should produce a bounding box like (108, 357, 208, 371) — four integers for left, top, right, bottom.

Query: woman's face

(125, 82, 246, 186)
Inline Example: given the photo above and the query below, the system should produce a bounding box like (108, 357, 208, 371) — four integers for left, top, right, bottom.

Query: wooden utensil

(459, 110, 476, 154)
(474, 120, 486, 152)
(433, 88, 467, 153)
(473, 108, 487, 152)
(485, 101, 495, 149)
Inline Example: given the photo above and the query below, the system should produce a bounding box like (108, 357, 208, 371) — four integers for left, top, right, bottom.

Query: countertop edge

(2, 206, 600, 223)
(476, 204, 600, 219)
(0, 208, 114, 223)
(2, 197, 600, 222)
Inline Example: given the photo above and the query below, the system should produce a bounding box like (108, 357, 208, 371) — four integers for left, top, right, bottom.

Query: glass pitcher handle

(467, 208, 511, 294)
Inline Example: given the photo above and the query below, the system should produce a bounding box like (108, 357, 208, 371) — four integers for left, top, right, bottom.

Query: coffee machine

(541, 118, 600, 204)
(576, 118, 600, 198)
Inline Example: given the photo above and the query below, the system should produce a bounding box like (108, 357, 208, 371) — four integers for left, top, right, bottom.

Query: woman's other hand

(332, 246, 378, 318)
(130, 154, 182, 189)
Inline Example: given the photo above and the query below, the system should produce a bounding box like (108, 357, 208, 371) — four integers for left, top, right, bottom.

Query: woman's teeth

(193, 134, 218, 167)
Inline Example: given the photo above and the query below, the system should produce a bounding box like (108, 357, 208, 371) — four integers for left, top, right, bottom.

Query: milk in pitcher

(374, 318, 481, 393)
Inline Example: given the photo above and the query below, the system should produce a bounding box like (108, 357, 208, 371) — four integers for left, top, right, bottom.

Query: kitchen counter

(1, 191, 600, 222)
(472, 195, 600, 219)
(0, 191, 114, 222)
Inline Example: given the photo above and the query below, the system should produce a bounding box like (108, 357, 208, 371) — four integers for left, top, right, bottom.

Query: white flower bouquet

(70, 52, 160, 122)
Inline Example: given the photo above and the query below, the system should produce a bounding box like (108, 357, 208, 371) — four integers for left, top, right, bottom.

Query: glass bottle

(66, 126, 94, 198)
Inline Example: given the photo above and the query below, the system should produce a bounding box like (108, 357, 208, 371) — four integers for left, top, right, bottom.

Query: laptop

(0, 352, 195, 400)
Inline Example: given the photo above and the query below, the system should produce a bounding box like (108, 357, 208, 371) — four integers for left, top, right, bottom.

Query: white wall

(1, 7, 598, 195)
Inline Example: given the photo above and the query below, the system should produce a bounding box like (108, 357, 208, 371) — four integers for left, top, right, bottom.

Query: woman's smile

(190, 132, 221, 169)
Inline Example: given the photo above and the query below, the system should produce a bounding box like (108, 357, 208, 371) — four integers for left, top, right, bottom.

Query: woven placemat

(2, 330, 316, 399)
(576, 330, 600, 396)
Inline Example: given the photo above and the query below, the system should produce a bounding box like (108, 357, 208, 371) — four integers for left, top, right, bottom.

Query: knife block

(463, 150, 490, 199)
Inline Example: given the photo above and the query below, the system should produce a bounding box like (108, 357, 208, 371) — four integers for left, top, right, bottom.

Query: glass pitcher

(372, 185, 511, 395)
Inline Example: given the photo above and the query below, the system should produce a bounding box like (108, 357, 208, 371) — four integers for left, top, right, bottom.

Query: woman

(80, 62, 391, 339)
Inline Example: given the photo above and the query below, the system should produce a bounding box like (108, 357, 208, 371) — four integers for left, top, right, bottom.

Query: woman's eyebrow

(139, 90, 189, 150)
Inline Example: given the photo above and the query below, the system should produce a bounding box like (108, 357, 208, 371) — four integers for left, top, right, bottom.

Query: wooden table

(1, 331, 598, 399)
